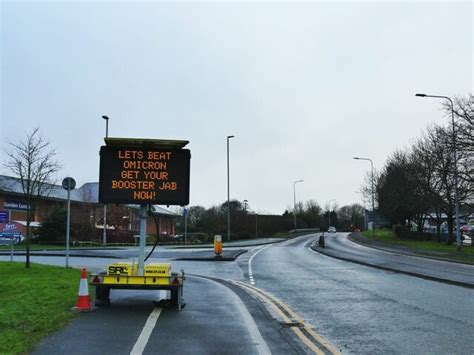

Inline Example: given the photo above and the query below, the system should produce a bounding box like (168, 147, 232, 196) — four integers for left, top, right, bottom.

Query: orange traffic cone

(74, 268, 93, 311)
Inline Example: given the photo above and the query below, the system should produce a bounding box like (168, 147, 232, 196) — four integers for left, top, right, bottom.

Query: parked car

(460, 225, 474, 236)
(328, 226, 336, 233)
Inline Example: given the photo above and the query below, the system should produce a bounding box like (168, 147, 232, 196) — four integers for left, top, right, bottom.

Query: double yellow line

(232, 281, 340, 355)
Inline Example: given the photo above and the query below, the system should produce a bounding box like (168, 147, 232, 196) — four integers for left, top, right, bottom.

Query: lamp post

(244, 199, 248, 235)
(354, 157, 375, 237)
(353, 157, 375, 212)
(416, 93, 461, 251)
(227, 135, 235, 242)
(293, 180, 304, 230)
(102, 115, 109, 246)
(255, 213, 258, 238)
(326, 199, 336, 227)
(355, 191, 368, 230)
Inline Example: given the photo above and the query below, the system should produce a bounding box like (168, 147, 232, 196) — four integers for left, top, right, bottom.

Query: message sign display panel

(99, 146, 190, 205)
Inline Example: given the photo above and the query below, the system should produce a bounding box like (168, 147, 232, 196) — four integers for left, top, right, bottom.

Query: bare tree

(451, 95, 474, 202)
(450, 94, 473, 154)
(3, 128, 61, 268)
(360, 169, 379, 211)
(416, 125, 471, 244)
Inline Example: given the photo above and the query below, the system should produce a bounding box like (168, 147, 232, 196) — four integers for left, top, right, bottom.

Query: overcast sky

(1, 1, 472, 214)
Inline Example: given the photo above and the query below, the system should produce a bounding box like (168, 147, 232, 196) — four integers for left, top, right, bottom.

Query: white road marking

(248, 245, 272, 285)
(201, 276, 271, 355)
(130, 307, 162, 355)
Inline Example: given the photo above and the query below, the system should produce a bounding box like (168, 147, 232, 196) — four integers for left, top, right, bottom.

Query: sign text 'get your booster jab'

(99, 146, 190, 205)
(112, 150, 178, 200)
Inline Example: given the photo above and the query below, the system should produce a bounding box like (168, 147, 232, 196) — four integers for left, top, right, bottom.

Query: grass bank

(361, 229, 474, 263)
(0, 262, 81, 354)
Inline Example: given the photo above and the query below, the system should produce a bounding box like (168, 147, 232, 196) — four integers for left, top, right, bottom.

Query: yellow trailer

(89, 263, 185, 310)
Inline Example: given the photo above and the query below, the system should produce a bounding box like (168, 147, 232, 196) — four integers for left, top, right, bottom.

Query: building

(0, 175, 177, 243)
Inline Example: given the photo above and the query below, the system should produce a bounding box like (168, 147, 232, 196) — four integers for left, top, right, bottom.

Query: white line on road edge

(196, 276, 271, 355)
(130, 307, 162, 355)
(248, 245, 272, 285)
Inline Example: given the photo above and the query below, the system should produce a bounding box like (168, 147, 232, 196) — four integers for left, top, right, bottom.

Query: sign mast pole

(62, 177, 76, 268)
(138, 205, 147, 276)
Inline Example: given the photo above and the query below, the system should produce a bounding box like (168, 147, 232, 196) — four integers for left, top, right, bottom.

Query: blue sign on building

(0, 211, 7, 223)
(4, 201, 30, 210)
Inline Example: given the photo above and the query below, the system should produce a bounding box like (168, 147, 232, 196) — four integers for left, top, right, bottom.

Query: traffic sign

(62, 177, 76, 191)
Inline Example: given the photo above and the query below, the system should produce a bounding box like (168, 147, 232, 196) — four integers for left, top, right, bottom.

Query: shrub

(393, 224, 404, 238)
(393, 224, 432, 241)
(37, 207, 67, 242)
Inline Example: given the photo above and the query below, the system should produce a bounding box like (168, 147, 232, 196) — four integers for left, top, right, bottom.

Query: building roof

(0, 175, 87, 203)
(0, 175, 177, 217)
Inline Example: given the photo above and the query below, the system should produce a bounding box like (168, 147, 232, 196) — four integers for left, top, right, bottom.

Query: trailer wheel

(96, 285, 111, 306)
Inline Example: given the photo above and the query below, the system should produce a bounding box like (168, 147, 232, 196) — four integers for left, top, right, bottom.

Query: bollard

(318, 235, 325, 248)
(214, 235, 223, 257)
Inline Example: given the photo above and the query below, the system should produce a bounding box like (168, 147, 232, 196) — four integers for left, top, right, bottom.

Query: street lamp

(102, 115, 110, 246)
(293, 180, 304, 230)
(243, 199, 248, 235)
(354, 157, 375, 237)
(326, 199, 336, 227)
(416, 93, 461, 251)
(227, 135, 235, 242)
(102, 115, 109, 138)
(355, 191, 368, 230)
(255, 212, 258, 238)
(353, 157, 375, 212)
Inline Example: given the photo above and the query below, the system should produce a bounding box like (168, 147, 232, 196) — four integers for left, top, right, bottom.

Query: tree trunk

(435, 221, 441, 242)
(416, 216, 423, 233)
(446, 214, 454, 245)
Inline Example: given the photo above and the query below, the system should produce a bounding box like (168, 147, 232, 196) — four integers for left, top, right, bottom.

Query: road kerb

(232, 280, 341, 355)
(310, 241, 474, 289)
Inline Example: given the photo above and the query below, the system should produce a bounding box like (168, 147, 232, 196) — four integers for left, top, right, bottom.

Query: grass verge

(361, 229, 474, 263)
(0, 262, 81, 354)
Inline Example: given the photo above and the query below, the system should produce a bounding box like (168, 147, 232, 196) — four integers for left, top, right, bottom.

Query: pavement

(311, 232, 474, 288)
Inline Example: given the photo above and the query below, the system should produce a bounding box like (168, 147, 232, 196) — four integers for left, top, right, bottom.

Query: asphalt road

(318, 232, 474, 287)
(32, 275, 299, 355)
(4, 234, 474, 354)
(8, 241, 310, 355)
(247, 233, 474, 354)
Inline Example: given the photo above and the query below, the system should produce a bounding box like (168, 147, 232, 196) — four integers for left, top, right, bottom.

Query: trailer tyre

(96, 285, 111, 306)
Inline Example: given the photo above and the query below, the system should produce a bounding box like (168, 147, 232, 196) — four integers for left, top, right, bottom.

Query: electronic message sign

(99, 146, 190, 205)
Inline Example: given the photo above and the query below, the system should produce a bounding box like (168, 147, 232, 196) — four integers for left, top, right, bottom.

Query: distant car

(328, 226, 336, 233)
